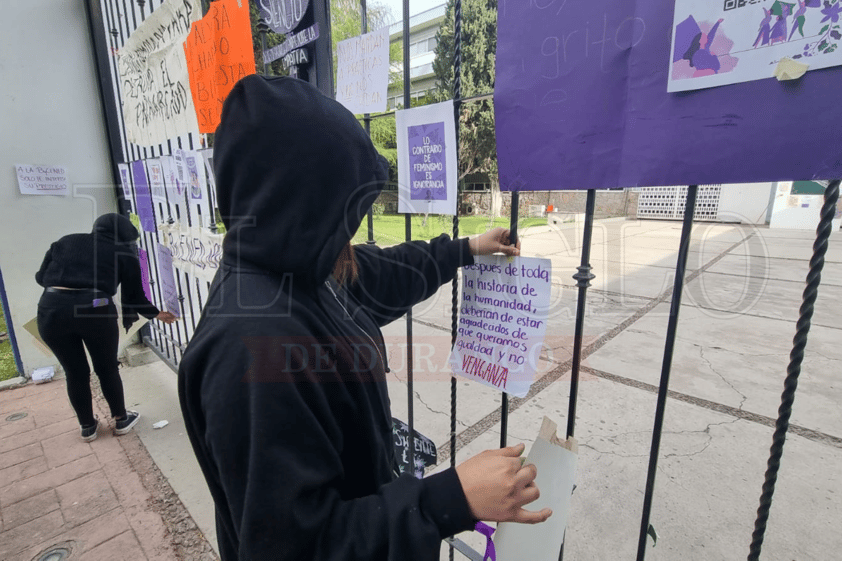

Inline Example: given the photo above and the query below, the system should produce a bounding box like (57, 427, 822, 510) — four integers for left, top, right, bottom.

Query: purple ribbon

(474, 521, 496, 561)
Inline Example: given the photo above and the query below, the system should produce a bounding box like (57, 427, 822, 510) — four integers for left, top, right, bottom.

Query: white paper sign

(160, 155, 183, 201)
(117, 163, 132, 199)
(148, 159, 167, 205)
(449, 256, 551, 397)
(396, 100, 458, 216)
(185, 151, 206, 200)
(174, 149, 189, 183)
(158, 222, 224, 284)
(335, 27, 389, 115)
(200, 148, 216, 193)
(117, 0, 200, 145)
(15, 164, 68, 196)
(668, 0, 842, 93)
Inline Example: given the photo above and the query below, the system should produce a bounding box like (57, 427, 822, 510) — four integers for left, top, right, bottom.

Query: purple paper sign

(155, 244, 180, 317)
(409, 122, 447, 201)
(131, 161, 157, 232)
(137, 247, 153, 303)
(495, 1, 842, 191)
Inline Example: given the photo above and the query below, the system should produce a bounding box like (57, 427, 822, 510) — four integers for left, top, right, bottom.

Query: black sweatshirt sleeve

(194, 337, 475, 561)
(35, 244, 54, 287)
(351, 235, 474, 326)
(118, 253, 160, 321)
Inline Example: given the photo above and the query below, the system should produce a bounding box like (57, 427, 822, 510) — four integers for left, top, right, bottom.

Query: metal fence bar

(747, 180, 840, 560)
(635, 184, 699, 560)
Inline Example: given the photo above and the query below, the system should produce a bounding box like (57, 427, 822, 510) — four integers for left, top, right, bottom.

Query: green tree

(432, 0, 497, 181)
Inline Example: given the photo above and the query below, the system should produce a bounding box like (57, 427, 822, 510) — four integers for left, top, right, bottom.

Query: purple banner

(137, 247, 153, 303)
(495, 1, 842, 191)
(130, 161, 157, 231)
(155, 244, 181, 317)
(409, 122, 448, 201)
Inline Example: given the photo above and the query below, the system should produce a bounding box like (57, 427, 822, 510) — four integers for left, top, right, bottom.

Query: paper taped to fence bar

(496, 417, 578, 561)
(396, 101, 458, 216)
(449, 256, 551, 397)
(148, 159, 167, 205)
(494, 0, 842, 191)
(335, 27, 390, 115)
(158, 222, 224, 284)
(184, 0, 257, 133)
(117, 0, 200, 146)
(156, 244, 181, 317)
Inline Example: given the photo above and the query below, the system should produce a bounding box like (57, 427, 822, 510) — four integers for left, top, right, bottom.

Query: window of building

(409, 37, 437, 57)
(410, 63, 434, 78)
(464, 182, 490, 192)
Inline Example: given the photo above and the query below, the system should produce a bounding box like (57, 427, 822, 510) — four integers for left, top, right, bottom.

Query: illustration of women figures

(770, 4, 792, 44)
(686, 18, 725, 76)
(790, 0, 808, 40)
(754, 8, 773, 47)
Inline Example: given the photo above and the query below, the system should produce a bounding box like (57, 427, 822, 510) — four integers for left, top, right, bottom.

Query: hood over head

(214, 75, 389, 284)
(92, 213, 140, 243)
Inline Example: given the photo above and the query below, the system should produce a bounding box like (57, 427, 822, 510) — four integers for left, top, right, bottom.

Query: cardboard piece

(495, 417, 578, 561)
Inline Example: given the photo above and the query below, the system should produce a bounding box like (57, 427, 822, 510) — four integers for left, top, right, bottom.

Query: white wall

(1, 1, 118, 376)
(770, 182, 842, 231)
(717, 183, 775, 225)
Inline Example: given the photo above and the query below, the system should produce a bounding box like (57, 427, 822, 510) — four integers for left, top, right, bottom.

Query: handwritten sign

(147, 159, 167, 205)
(117, 0, 200, 146)
(495, 0, 842, 189)
(184, 0, 257, 133)
(118, 164, 132, 199)
(392, 418, 437, 478)
(131, 161, 157, 233)
(335, 27, 389, 115)
(137, 247, 153, 303)
(158, 222, 224, 284)
(449, 256, 551, 398)
(258, 0, 310, 35)
(156, 244, 181, 317)
(15, 164, 68, 196)
(264, 23, 319, 64)
(397, 101, 457, 215)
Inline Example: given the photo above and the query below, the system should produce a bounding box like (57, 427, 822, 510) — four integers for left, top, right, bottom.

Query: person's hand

(156, 311, 178, 324)
(455, 443, 552, 524)
(468, 227, 521, 257)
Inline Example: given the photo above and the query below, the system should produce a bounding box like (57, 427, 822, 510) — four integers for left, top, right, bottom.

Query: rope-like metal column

(402, 0, 415, 479)
(636, 185, 698, 560)
(450, 1, 463, 559)
(747, 180, 840, 560)
(501, 190, 519, 448)
(362, 0, 375, 245)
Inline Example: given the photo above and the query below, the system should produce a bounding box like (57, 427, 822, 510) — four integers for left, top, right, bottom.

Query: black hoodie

(178, 75, 476, 561)
(35, 213, 160, 328)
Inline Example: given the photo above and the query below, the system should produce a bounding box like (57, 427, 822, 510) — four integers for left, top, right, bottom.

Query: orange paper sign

(184, 0, 256, 133)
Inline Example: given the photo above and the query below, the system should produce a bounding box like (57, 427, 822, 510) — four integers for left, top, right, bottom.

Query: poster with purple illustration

(118, 164, 132, 199)
(396, 101, 457, 215)
(131, 161, 157, 232)
(185, 152, 206, 201)
(155, 244, 181, 317)
(137, 247, 153, 303)
(669, 0, 842, 92)
(494, 0, 842, 191)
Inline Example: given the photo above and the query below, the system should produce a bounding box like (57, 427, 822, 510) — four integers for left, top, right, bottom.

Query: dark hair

(332, 242, 359, 286)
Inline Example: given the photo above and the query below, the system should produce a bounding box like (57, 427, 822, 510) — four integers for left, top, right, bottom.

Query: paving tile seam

(681, 302, 842, 331)
(579, 366, 842, 449)
(433, 234, 756, 466)
(699, 269, 842, 288)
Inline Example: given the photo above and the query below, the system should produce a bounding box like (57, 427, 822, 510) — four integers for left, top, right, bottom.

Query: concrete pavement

(4, 218, 840, 560)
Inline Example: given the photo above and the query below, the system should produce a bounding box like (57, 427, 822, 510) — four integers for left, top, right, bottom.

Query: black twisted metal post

(747, 180, 840, 560)
(450, 1, 463, 559)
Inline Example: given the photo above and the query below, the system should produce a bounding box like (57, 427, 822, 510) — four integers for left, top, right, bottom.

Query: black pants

(37, 290, 126, 426)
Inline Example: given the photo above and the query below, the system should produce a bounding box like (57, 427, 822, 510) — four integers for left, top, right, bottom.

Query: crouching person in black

(178, 75, 551, 561)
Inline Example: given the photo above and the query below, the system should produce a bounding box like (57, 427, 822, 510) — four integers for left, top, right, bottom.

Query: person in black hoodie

(36, 213, 177, 441)
(178, 75, 551, 561)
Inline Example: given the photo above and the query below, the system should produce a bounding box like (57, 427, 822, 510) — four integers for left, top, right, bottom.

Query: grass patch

(351, 215, 547, 246)
(0, 299, 19, 382)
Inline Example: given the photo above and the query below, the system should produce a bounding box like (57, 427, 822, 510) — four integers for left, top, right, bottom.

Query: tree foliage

(433, 0, 498, 180)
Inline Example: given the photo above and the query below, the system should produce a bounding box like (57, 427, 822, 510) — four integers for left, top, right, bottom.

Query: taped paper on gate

(158, 221, 224, 284)
(495, 417, 578, 561)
